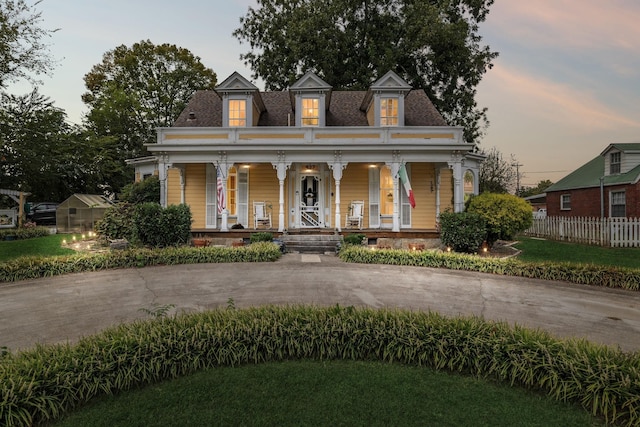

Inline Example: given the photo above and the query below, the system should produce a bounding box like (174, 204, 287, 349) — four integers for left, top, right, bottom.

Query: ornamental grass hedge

(338, 246, 640, 292)
(1, 306, 638, 426)
(0, 242, 281, 282)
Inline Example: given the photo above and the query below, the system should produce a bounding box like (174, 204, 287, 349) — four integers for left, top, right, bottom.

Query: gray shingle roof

(173, 88, 447, 127)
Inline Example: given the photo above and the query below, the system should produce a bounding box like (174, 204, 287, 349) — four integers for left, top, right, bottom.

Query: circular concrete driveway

(1, 253, 639, 353)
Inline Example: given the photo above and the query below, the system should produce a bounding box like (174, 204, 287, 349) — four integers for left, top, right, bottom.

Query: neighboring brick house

(546, 143, 640, 218)
(140, 70, 484, 233)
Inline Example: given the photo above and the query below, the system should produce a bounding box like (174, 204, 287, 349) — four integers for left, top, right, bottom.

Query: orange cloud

(481, 64, 640, 130)
(489, 0, 640, 52)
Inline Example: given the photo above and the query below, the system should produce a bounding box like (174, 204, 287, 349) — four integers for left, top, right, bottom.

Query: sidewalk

(1, 253, 639, 353)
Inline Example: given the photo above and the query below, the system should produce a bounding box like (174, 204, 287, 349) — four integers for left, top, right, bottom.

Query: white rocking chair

(345, 200, 364, 229)
(253, 201, 272, 229)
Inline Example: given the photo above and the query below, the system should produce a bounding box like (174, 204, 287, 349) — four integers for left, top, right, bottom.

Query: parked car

(27, 202, 59, 225)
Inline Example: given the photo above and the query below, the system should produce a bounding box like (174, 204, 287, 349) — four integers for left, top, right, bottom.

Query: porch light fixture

(241, 164, 250, 169)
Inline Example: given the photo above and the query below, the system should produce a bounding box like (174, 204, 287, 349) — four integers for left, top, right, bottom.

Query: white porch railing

(524, 216, 640, 247)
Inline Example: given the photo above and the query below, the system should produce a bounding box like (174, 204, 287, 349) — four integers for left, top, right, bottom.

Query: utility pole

(512, 162, 522, 195)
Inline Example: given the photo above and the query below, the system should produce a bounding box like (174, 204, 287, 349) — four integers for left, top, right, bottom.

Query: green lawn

(54, 360, 599, 427)
(0, 234, 75, 261)
(514, 236, 640, 269)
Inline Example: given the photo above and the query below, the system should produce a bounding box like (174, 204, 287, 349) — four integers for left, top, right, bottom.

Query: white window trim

(222, 94, 252, 127)
(295, 94, 325, 126)
(610, 190, 626, 217)
(560, 194, 571, 211)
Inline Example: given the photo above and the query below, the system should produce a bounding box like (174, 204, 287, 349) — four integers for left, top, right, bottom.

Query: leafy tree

(82, 40, 217, 194)
(466, 193, 532, 246)
(0, 0, 57, 89)
(0, 89, 117, 200)
(519, 179, 554, 198)
(234, 0, 498, 143)
(479, 146, 517, 194)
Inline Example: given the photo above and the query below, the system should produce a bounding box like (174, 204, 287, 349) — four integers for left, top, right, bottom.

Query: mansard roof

(173, 70, 447, 127)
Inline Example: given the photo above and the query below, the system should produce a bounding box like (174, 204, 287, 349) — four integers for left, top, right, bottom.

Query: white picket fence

(524, 216, 640, 247)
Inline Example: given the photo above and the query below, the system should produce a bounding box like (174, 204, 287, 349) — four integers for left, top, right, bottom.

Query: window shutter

(369, 167, 380, 228)
(237, 169, 249, 227)
(400, 164, 412, 228)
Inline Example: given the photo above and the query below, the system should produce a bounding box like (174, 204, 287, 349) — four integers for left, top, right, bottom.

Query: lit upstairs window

(301, 98, 319, 126)
(228, 99, 247, 127)
(380, 98, 398, 126)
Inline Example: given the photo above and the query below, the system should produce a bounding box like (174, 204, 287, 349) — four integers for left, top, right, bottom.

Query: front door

(297, 172, 323, 228)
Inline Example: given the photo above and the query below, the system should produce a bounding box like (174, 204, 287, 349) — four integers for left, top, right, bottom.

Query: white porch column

(328, 151, 347, 232)
(435, 167, 443, 218)
(272, 152, 291, 232)
(386, 161, 401, 232)
(216, 155, 230, 232)
(158, 154, 169, 208)
(448, 152, 464, 212)
(176, 165, 186, 204)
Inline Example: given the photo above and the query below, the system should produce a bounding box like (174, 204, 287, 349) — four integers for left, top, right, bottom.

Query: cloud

(481, 64, 640, 131)
(489, 0, 640, 53)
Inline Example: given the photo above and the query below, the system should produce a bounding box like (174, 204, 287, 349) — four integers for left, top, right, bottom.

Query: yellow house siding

(185, 164, 207, 228)
(248, 164, 280, 228)
(166, 168, 181, 206)
(410, 163, 438, 229)
(252, 102, 260, 126)
(339, 163, 370, 228)
(366, 103, 374, 126)
(439, 168, 454, 213)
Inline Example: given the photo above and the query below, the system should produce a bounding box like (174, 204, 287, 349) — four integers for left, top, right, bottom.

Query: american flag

(217, 168, 226, 214)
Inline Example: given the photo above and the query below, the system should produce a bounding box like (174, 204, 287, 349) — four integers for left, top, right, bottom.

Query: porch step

(280, 234, 342, 254)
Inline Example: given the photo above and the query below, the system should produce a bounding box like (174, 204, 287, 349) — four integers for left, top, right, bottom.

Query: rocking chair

(345, 200, 364, 229)
(253, 201, 272, 229)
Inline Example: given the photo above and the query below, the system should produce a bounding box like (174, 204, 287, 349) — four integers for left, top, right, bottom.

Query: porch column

(448, 152, 464, 212)
(216, 155, 230, 232)
(435, 167, 443, 218)
(272, 152, 291, 232)
(387, 161, 401, 232)
(176, 165, 186, 204)
(158, 154, 169, 208)
(328, 151, 347, 232)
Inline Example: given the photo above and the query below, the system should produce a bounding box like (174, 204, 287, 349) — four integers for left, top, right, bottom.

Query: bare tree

(479, 146, 518, 193)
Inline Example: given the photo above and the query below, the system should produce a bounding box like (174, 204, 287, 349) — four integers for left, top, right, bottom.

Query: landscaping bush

(343, 233, 366, 245)
(250, 232, 273, 243)
(338, 245, 640, 291)
(119, 175, 160, 204)
(0, 242, 282, 282)
(466, 193, 533, 246)
(438, 211, 487, 253)
(1, 306, 637, 426)
(0, 226, 50, 241)
(94, 202, 137, 242)
(134, 203, 192, 248)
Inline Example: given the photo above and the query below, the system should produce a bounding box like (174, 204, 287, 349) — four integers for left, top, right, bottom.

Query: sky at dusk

(8, 0, 640, 187)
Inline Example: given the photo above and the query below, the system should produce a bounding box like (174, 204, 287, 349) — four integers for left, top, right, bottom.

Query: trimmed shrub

(134, 203, 192, 248)
(343, 233, 366, 245)
(439, 211, 487, 253)
(250, 232, 273, 243)
(0, 306, 637, 426)
(95, 202, 137, 242)
(0, 226, 50, 241)
(466, 193, 533, 246)
(119, 176, 160, 204)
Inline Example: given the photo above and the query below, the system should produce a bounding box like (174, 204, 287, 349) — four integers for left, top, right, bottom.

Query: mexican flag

(398, 164, 416, 208)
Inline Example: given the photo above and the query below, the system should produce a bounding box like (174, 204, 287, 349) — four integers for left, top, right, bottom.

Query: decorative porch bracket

(328, 151, 347, 232)
(272, 152, 292, 232)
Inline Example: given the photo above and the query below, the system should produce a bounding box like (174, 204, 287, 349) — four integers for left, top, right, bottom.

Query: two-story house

(546, 143, 640, 218)
(141, 70, 483, 236)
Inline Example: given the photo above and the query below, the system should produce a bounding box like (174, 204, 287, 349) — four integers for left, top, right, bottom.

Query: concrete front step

(280, 234, 341, 254)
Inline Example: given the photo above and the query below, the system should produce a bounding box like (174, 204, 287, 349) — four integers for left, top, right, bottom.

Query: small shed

(56, 194, 113, 233)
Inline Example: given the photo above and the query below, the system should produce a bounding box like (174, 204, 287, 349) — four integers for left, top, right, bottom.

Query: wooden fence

(524, 217, 640, 247)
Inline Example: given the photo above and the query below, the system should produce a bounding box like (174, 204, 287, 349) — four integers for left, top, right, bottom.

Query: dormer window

(228, 99, 247, 127)
(215, 72, 265, 128)
(380, 97, 399, 126)
(301, 98, 319, 126)
(610, 152, 621, 174)
(361, 71, 411, 127)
